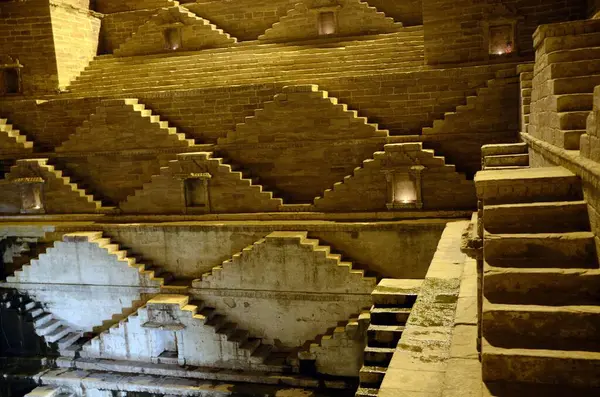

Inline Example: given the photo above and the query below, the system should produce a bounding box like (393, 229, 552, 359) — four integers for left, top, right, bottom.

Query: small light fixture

(164, 27, 182, 51)
(489, 24, 514, 56)
(318, 11, 337, 36)
(385, 165, 425, 210)
(14, 178, 45, 214)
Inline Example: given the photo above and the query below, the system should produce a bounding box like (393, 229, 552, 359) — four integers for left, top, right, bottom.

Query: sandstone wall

(423, 0, 586, 65)
(100, 10, 157, 53)
(101, 221, 446, 279)
(367, 0, 422, 26)
(0, 0, 59, 94)
(50, 4, 101, 89)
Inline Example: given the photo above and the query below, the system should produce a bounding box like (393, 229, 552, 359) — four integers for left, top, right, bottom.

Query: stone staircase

(314, 142, 473, 211)
(198, 232, 377, 290)
(475, 166, 600, 390)
(0, 117, 34, 154)
(81, 295, 289, 371)
(6, 231, 176, 288)
(258, 0, 403, 43)
(293, 309, 371, 376)
(5, 159, 114, 214)
(119, 151, 283, 213)
(64, 28, 424, 96)
(529, 19, 600, 150)
(481, 142, 529, 170)
(25, 386, 74, 397)
(355, 279, 420, 397)
(421, 68, 519, 136)
(518, 63, 534, 133)
(0, 291, 82, 357)
(113, 5, 238, 57)
(56, 99, 195, 153)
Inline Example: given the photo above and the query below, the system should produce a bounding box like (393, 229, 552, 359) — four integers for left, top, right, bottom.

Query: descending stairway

(529, 19, 600, 150)
(0, 291, 82, 356)
(81, 295, 289, 371)
(0, 118, 34, 154)
(6, 231, 176, 288)
(65, 29, 425, 96)
(481, 142, 529, 170)
(119, 151, 283, 213)
(293, 309, 371, 376)
(475, 166, 600, 390)
(5, 159, 114, 214)
(113, 5, 237, 57)
(355, 279, 420, 397)
(421, 68, 519, 136)
(25, 386, 75, 397)
(56, 99, 196, 153)
(198, 232, 377, 291)
(518, 63, 534, 133)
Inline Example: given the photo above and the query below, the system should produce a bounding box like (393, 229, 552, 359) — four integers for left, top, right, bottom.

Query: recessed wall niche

(488, 24, 514, 55)
(318, 11, 337, 35)
(164, 27, 183, 50)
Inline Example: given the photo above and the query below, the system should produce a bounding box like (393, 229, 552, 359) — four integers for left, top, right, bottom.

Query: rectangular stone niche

(488, 24, 514, 55)
(0, 68, 21, 95)
(318, 11, 337, 35)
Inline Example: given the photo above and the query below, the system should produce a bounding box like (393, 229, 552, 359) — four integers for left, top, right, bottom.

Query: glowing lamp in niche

(489, 24, 514, 56)
(164, 27, 182, 51)
(14, 178, 45, 214)
(385, 165, 425, 210)
(318, 12, 337, 35)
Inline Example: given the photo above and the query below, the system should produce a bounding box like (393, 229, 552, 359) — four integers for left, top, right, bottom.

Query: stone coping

(0, 212, 472, 225)
(521, 131, 600, 189)
(378, 220, 469, 397)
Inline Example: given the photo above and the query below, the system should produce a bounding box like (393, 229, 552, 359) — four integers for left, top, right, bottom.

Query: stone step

(556, 111, 590, 130)
(482, 338, 600, 387)
(552, 74, 600, 95)
(475, 167, 582, 205)
(24, 387, 62, 397)
(481, 142, 528, 156)
(355, 387, 380, 397)
(483, 154, 529, 168)
(359, 365, 387, 386)
(561, 129, 587, 150)
(484, 232, 597, 268)
(547, 46, 600, 65)
(483, 300, 600, 351)
(544, 59, 600, 80)
(57, 332, 81, 350)
(555, 93, 594, 112)
(369, 306, 411, 325)
(484, 263, 600, 306)
(544, 31, 600, 55)
(367, 324, 404, 347)
(371, 279, 422, 306)
(364, 346, 395, 366)
(45, 325, 71, 343)
(484, 380, 600, 397)
(483, 201, 589, 234)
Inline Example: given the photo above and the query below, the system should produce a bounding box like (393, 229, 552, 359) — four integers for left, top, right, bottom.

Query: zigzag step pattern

(0, 118, 34, 154)
(5, 159, 112, 213)
(314, 142, 465, 204)
(56, 98, 195, 153)
(197, 231, 377, 291)
(0, 292, 82, 356)
(114, 5, 237, 57)
(422, 68, 520, 135)
(6, 231, 175, 288)
(119, 151, 283, 213)
(81, 295, 288, 371)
